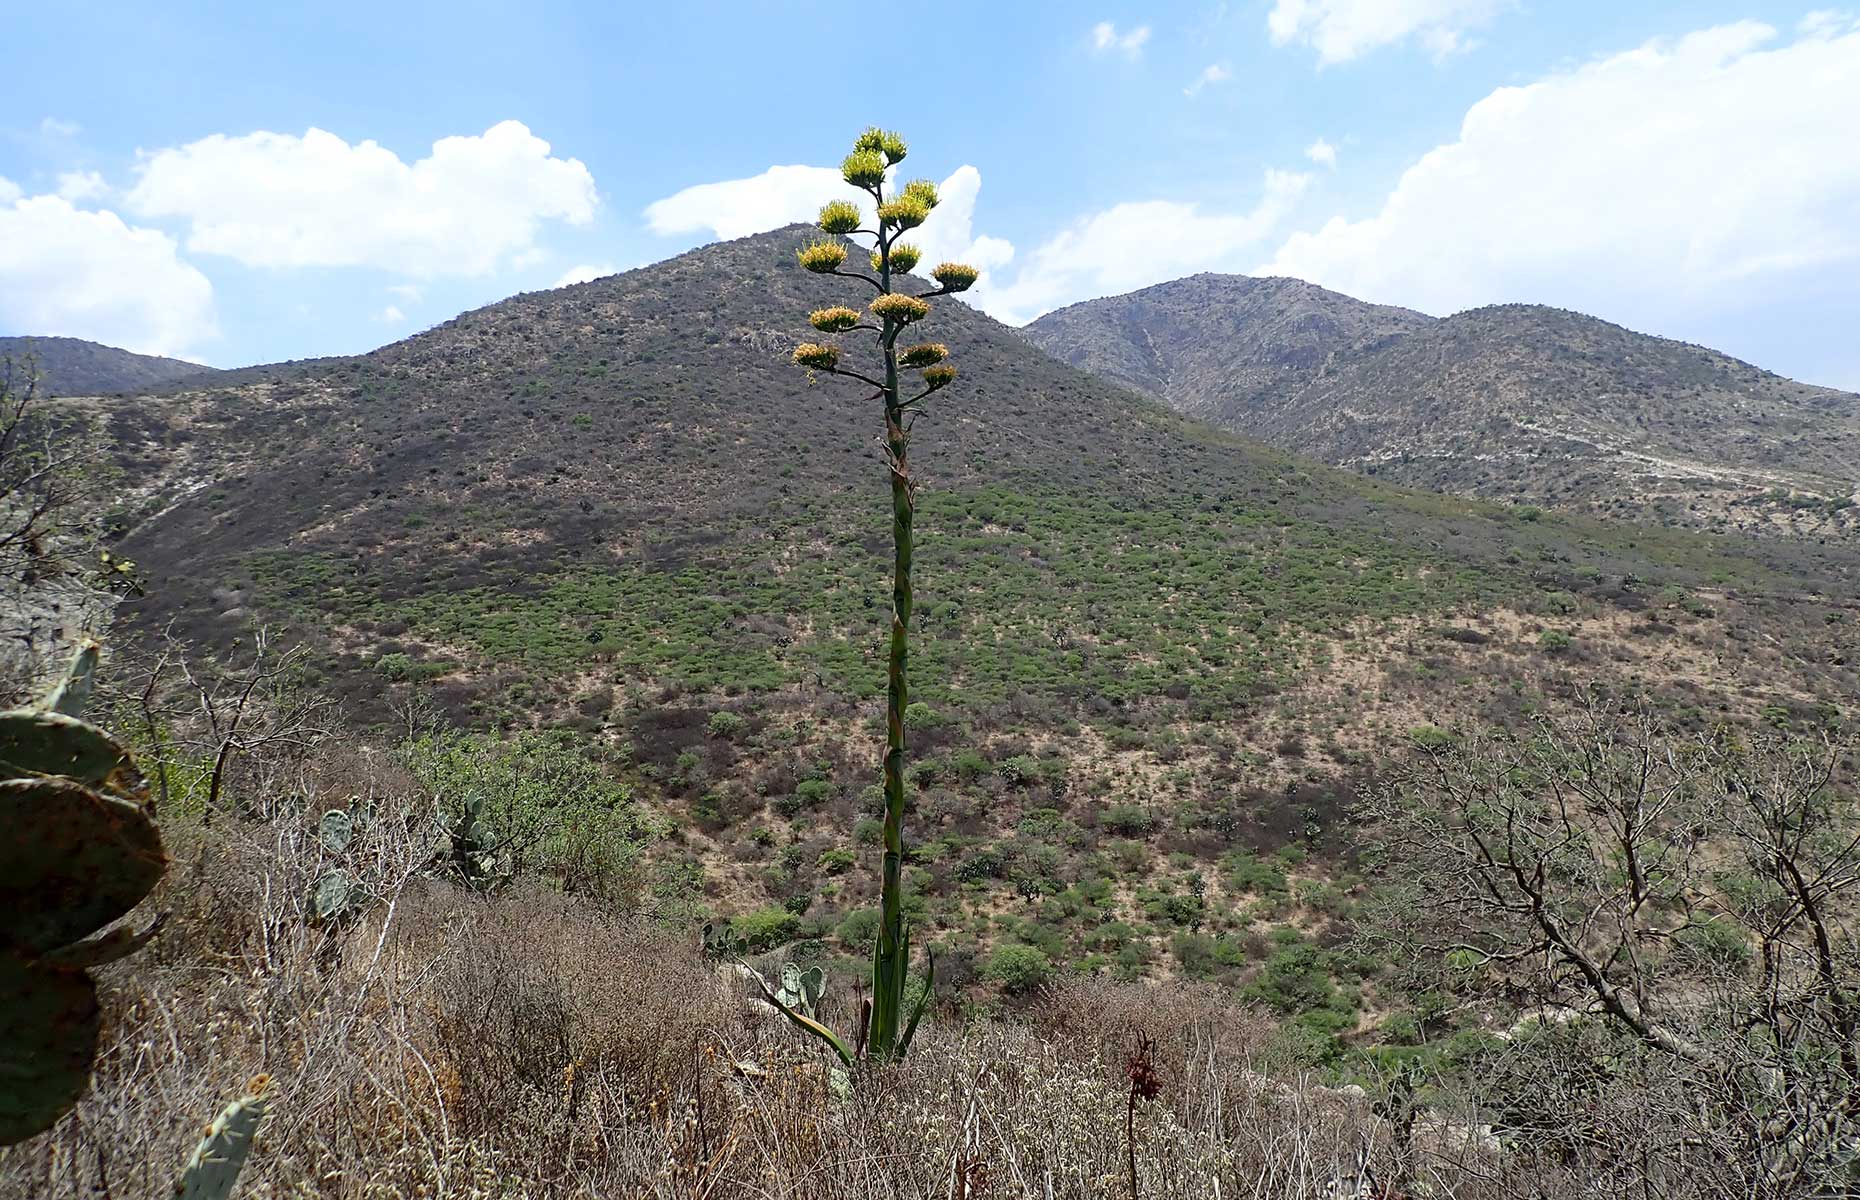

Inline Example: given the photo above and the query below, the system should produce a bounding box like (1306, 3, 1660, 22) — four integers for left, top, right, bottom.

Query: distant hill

(1024, 276, 1860, 537)
(0, 335, 216, 396)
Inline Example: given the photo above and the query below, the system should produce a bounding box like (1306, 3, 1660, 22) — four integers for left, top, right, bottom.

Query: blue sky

(3, 1, 1857, 389)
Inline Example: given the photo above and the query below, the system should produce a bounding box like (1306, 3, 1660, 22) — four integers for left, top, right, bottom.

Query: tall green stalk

(771, 128, 977, 1065)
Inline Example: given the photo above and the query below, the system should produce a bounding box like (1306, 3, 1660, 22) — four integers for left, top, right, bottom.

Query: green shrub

(732, 905, 801, 951)
(818, 847, 857, 875)
(1101, 803, 1153, 836)
(837, 907, 880, 951)
(985, 944, 1053, 993)
(707, 710, 747, 739)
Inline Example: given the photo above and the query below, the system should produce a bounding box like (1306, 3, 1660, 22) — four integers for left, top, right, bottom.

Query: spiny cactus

(177, 1075, 274, 1200)
(0, 640, 168, 1144)
(310, 870, 360, 922)
(773, 963, 827, 1018)
(700, 921, 748, 960)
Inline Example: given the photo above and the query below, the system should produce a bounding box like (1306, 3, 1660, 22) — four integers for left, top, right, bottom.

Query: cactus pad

(0, 710, 128, 786)
(0, 956, 100, 1144)
(316, 809, 354, 854)
(0, 778, 167, 956)
(177, 1076, 274, 1200)
(311, 871, 356, 922)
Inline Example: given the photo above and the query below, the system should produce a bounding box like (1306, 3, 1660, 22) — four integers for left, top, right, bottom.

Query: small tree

(759, 128, 979, 1065)
(1361, 698, 1860, 1194)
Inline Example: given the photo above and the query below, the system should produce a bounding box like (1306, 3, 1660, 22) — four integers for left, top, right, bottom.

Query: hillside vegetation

(5, 223, 1859, 1197)
(1025, 275, 1860, 536)
(0, 335, 217, 397)
(45, 226, 1845, 1027)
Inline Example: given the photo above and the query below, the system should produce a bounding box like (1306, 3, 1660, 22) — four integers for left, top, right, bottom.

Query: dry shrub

(0, 739, 1696, 1200)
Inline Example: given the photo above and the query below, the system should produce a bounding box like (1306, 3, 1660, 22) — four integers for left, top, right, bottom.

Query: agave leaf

(896, 948, 936, 1060)
(316, 809, 355, 854)
(748, 965, 854, 1068)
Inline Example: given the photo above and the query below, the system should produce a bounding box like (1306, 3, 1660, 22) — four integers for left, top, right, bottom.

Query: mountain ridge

(1024, 275, 1860, 537)
(0, 334, 219, 397)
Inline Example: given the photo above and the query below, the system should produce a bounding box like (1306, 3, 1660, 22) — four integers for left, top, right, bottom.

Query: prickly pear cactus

(310, 870, 359, 922)
(774, 963, 827, 1018)
(177, 1075, 274, 1200)
(0, 641, 168, 1145)
(0, 957, 99, 1144)
(316, 808, 354, 854)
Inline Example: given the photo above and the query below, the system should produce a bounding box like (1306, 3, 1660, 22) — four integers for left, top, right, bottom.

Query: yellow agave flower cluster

(809, 306, 862, 333)
(791, 130, 979, 396)
(791, 343, 840, 370)
(870, 294, 929, 325)
(874, 245, 921, 274)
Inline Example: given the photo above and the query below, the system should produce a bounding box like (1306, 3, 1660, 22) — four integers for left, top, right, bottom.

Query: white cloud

(552, 263, 618, 288)
(976, 169, 1310, 325)
(644, 163, 1014, 286)
(39, 117, 80, 139)
(1263, 23, 1860, 333)
(1184, 63, 1232, 96)
(1268, 0, 1500, 65)
(376, 305, 406, 324)
(1799, 10, 1857, 38)
(1092, 21, 1151, 57)
(55, 171, 109, 203)
(645, 164, 846, 240)
(386, 283, 422, 302)
(125, 120, 597, 277)
(1305, 138, 1338, 168)
(0, 188, 216, 358)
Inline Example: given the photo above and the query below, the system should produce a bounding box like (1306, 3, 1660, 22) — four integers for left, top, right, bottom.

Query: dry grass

(0, 752, 1649, 1199)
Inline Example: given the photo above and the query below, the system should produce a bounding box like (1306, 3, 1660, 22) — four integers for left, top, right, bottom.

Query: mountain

(58, 226, 1855, 1002)
(1024, 276, 1860, 537)
(0, 335, 217, 396)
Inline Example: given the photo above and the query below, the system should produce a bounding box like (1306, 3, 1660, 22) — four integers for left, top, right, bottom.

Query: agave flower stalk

(781, 127, 977, 1066)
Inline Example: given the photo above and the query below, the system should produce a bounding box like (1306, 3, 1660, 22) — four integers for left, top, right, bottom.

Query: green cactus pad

(311, 871, 356, 922)
(177, 1077, 274, 1200)
(316, 809, 354, 854)
(0, 955, 100, 1144)
(0, 710, 128, 786)
(0, 779, 167, 956)
(39, 642, 99, 718)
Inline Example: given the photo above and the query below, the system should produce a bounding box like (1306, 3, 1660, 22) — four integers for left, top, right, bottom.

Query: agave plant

(0, 641, 168, 1143)
(772, 127, 981, 1066)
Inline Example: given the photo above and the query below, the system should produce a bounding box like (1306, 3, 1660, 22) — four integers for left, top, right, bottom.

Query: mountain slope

(61, 224, 1856, 1015)
(1024, 277, 1860, 536)
(0, 335, 217, 396)
(96, 228, 1849, 719)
